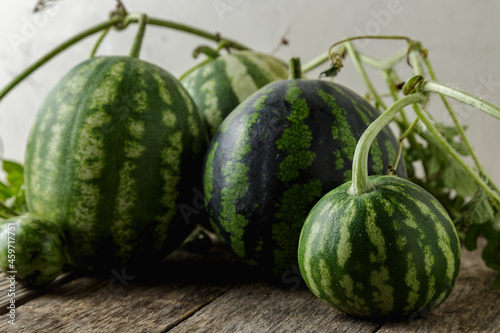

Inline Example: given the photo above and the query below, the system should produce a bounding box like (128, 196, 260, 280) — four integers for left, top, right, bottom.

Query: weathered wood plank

(0, 238, 498, 332)
(0, 247, 243, 332)
(4, 277, 230, 332)
(168, 281, 384, 333)
(377, 240, 500, 332)
(0, 271, 79, 315)
(167, 241, 500, 333)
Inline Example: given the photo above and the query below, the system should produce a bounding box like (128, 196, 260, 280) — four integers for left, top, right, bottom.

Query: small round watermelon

(203, 76, 405, 278)
(24, 56, 209, 272)
(181, 50, 289, 137)
(298, 175, 460, 318)
(0, 215, 67, 288)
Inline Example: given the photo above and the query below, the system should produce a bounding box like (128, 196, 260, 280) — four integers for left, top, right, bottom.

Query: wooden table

(1, 238, 499, 332)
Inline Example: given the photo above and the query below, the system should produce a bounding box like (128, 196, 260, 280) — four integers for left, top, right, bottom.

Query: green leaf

(0, 182, 15, 200)
(3, 160, 23, 174)
(442, 160, 477, 197)
(418, 131, 449, 176)
(464, 225, 481, 251)
(0, 160, 26, 215)
(442, 125, 459, 138)
(449, 140, 469, 156)
(458, 189, 495, 225)
(14, 185, 27, 212)
(2, 160, 24, 188)
(493, 213, 500, 228)
(425, 154, 443, 176)
(442, 125, 470, 156)
(481, 223, 500, 271)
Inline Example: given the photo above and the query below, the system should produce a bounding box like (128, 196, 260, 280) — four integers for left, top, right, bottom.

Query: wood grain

(0, 240, 498, 332)
(0, 271, 78, 315)
(0, 247, 242, 332)
(168, 281, 384, 333)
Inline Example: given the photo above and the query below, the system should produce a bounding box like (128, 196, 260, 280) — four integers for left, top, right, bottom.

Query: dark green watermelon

(203, 78, 405, 278)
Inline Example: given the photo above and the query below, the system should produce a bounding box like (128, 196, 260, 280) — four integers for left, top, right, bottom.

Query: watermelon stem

(178, 58, 211, 81)
(344, 41, 388, 112)
(402, 75, 424, 96)
(407, 41, 427, 77)
(327, 35, 411, 63)
(345, 41, 421, 176)
(301, 37, 409, 75)
(393, 117, 419, 172)
(301, 44, 346, 74)
(421, 81, 500, 121)
(0, 14, 250, 102)
(0, 17, 124, 101)
(215, 40, 234, 53)
(381, 69, 424, 170)
(146, 17, 250, 51)
(193, 46, 220, 59)
(412, 103, 500, 209)
(348, 93, 428, 196)
(89, 26, 112, 58)
(289, 57, 302, 79)
(127, 13, 148, 58)
(357, 47, 408, 71)
(419, 51, 499, 193)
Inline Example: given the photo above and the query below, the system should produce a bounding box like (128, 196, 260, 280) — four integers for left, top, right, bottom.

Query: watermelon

(24, 56, 209, 272)
(181, 50, 289, 137)
(298, 175, 461, 318)
(0, 215, 67, 288)
(203, 74, 405, 278)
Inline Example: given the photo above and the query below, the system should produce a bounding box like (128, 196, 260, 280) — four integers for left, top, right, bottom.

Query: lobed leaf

(458, 189, 495, 226)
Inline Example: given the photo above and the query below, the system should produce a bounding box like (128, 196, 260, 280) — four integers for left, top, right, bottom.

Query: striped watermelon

(298, 175, 461, 318)
(0, 215, 67, 288)
(181, 50, 289, 137)
(203, 77, 405, 278)
(24, 56, 209, 272)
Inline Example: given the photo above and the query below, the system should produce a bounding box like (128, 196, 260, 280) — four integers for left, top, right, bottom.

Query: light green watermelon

(181, 50, 289, 137)
(24, 56, 209, 272)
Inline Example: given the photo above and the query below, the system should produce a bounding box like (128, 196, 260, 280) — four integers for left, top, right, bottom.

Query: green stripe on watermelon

(181, 51, 289, 137)
(25, 56, 209, 272)
(204, 75, 405, 278)
(298, 175, 460, 318)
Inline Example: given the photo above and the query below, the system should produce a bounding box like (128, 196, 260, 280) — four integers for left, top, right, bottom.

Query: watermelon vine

(127, 13, 148, 58)
(0, 8, 250, 101)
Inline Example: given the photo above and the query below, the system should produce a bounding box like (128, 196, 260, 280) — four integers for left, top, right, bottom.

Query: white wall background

(0, 0, 499, 185)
